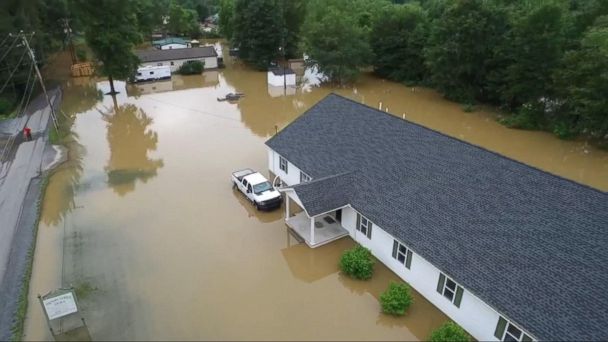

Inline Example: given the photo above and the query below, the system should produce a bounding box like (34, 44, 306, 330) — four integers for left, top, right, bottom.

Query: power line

(0, 44, 29, 95)
(0, 33, 12, 48)
(0, 35, 20, 65)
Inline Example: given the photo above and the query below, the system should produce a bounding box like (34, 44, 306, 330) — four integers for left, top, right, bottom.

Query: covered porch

(283, 192, 349, 248)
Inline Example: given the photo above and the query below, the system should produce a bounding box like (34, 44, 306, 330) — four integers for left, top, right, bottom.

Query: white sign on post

(42, 292, 78, 320)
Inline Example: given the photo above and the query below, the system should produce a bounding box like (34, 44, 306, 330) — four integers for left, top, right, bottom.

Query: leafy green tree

(72, 0, 142, 94)
(424, 0, 508, 103)
(167, 0, 199, 36)
(429, 322, 470, 342)
(232, 0, 282, 70)
(218, 0, 235, 39)
(498, 3, 566, 109)
(280, 0, 306, 59)
(370, 3, 429, 83)
(554, 16, 608, 144)
(302, 0, 373, 84)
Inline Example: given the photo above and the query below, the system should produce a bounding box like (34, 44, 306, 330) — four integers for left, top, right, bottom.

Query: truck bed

(232, 169, 255, 181)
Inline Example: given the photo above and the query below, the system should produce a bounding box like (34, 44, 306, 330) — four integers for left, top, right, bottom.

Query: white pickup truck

(232, 169, 282, 210)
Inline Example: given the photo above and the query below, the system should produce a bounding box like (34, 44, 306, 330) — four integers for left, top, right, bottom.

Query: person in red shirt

(23, 127, 32, 141)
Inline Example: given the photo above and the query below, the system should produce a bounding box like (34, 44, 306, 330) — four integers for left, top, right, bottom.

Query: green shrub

(462, 103, 475, 113)
(76, 48, 87, 62)
(380, 282, 413, 315)
(0, 97, 13, 116)
(178, 60, 205, 75)
(552, 121, 576, 140)
(339, 245, 374, 280)
(500, 102, 543, 130)
(429, 322, 471, 342)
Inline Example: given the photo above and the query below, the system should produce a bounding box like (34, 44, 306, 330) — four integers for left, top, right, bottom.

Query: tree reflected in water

(104, 101, 163, 196)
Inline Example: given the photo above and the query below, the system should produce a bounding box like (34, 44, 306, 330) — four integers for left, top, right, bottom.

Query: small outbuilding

(152, 37, 191, 50)
(267, 68, 296, 87)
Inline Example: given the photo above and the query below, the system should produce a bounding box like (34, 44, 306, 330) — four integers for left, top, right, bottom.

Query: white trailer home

(265, 94, 608, 342)
(135, 46, 218, 73)
(134, 65, 171, 82)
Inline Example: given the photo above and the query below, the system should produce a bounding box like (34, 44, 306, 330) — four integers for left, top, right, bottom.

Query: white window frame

(279, 156, 288, 173)
(441, 275, 459, 303)
(300, 171, 311, 183)
(502, 321, 532, 342)
(392, 239, 412, 269)
(356, 214, 372, 239)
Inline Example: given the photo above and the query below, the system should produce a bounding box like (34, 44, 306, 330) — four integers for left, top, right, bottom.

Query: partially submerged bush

(429, 321, 471, 342)
(178, 60, 205, 75)
(339, 245, 374, 280)
(380, 282, 413, 315)
(0, 97, 13, 116)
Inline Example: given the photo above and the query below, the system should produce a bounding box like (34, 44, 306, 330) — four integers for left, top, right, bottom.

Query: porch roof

(288, 172, 354, 216)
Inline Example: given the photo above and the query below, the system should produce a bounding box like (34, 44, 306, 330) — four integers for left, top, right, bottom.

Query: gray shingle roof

(290, 172, 355, 216)
(135, 46, 217, 63)
(266, 93, 608, 341)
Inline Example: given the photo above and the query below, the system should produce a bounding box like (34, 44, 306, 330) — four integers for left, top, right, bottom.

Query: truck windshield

(253, 181, 272, 194)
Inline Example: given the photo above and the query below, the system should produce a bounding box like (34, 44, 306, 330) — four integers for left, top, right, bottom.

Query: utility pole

(17, 31, 59, 131)
(61, 18, 77, 65)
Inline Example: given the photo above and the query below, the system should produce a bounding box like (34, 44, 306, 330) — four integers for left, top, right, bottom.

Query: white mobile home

(135, 47, 218, 73)
(265, 94, 608, 342)
(134, 65, 171, 82)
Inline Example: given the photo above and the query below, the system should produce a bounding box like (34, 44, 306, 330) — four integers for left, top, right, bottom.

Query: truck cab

(232, 169, 282, 210)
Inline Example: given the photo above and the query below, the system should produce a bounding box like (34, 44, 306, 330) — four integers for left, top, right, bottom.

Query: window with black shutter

(436, 272, 464, 308)
(391, 240, 413, 269)
(495, 317, 533, 341)
(356, 213, 372, 239)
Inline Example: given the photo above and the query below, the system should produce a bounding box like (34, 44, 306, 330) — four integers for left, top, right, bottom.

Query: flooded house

(135, 46, 218, 73)
(152, 37, 191, 50)
(266, 94, 608, 342)
(267, 67, 296, 87)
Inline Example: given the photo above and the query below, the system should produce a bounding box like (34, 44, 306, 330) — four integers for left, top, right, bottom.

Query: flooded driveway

(23, 51, 608, 340)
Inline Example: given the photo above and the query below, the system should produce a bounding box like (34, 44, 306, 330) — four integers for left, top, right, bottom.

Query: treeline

(219, 0, 608, 146)
(0, 0, 71, 117)
(0, 0, 218, 115)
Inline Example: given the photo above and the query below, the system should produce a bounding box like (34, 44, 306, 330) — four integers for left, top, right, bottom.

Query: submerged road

(0, 89, 63, 341)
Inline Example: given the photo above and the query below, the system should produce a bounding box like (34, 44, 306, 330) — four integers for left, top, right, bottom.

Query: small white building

(265, 94, 608, 342)
(135, 47, 218, 73)
(267, 68, 296, 87)
(152, 37, 191, 50)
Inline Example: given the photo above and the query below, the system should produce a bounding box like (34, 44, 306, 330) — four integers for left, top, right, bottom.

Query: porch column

(285, 194, 290, 219)
(310, 216, 315, 245)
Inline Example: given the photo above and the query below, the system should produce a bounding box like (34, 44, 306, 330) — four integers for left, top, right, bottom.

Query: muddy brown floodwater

(23, 45, 608, 341)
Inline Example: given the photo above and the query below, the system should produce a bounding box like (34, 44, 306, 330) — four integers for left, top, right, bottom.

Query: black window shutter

(454, 286, 464, 308)
(436, 273, 446, 294)
(392, 240, 398, 259)
(405, 250, 413, 269)
(367, 222, 372, 239)
(494, 317, 508, 340)
(356, 213, 360, 232)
